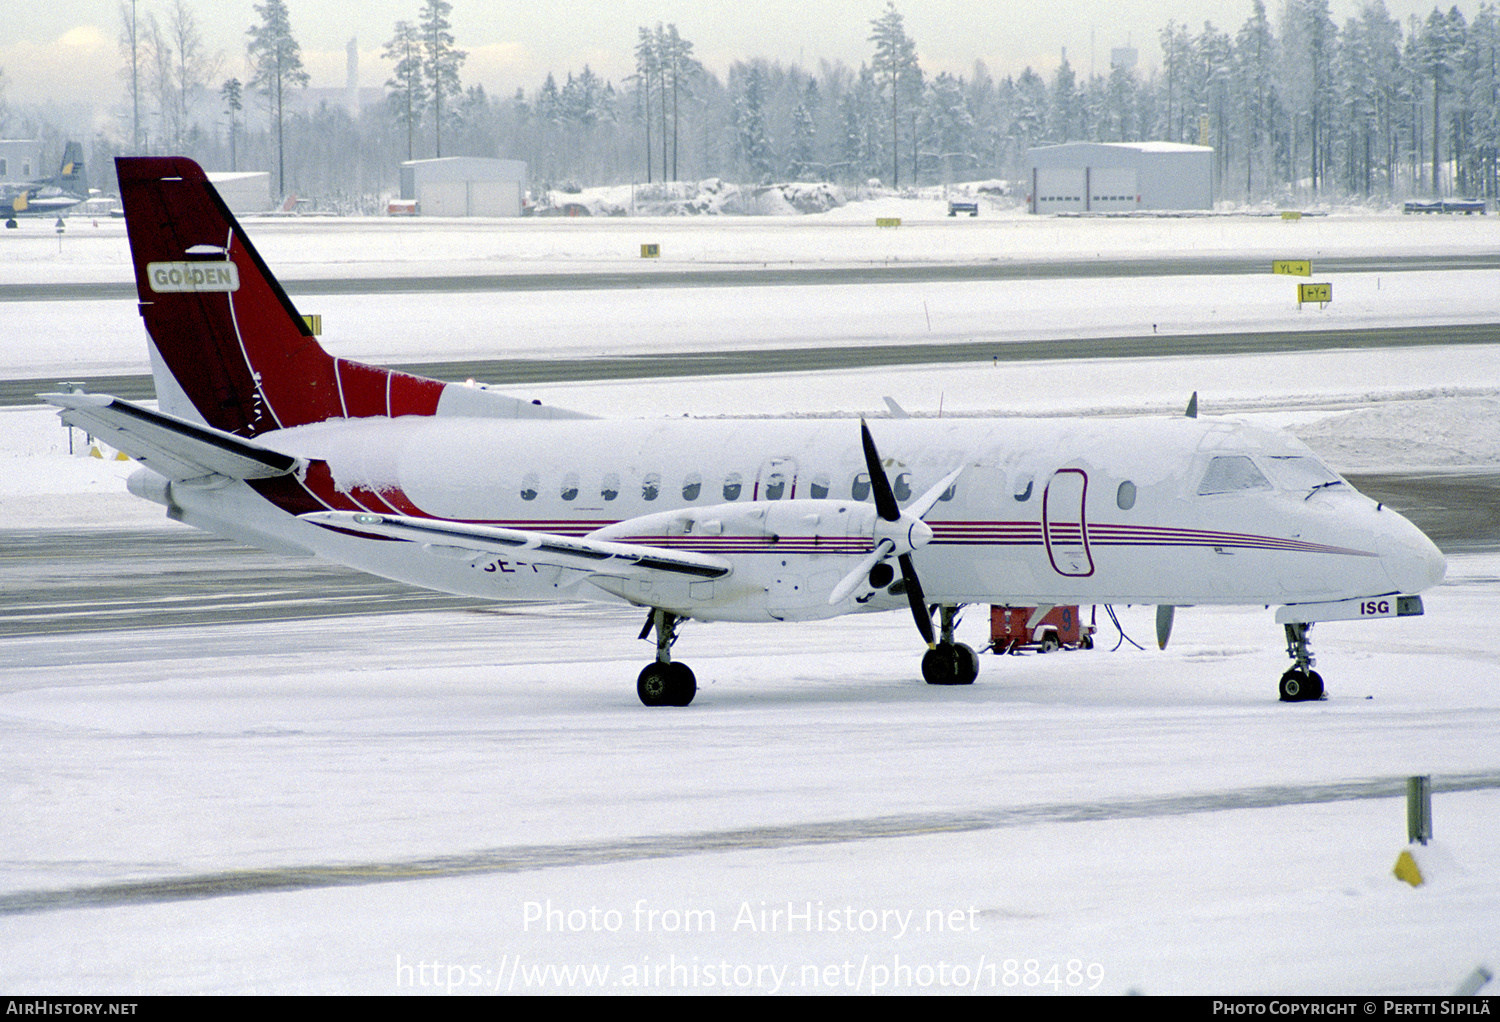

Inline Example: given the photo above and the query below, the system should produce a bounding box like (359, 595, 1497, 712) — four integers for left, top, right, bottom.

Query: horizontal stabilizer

(300, 512, 732, 581)
(41, 392, 299, 482)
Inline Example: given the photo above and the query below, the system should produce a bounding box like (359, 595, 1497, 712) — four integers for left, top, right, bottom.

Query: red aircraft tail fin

(117, 157, 444, 437)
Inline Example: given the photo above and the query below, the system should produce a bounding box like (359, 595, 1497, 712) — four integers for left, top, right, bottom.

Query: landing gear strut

(1279, 622, 1325, 702)
(922, 605, 979, 686)
(637, 608, 696, 707)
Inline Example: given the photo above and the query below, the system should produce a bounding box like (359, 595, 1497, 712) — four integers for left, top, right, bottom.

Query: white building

(206, 172, 272, 214)
(1026, 142, 1213, 213)
(400, 158, 528, 217)
(0, 140, 43, 186)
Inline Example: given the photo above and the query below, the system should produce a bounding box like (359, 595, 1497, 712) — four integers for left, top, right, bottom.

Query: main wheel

(923, 642, 979, 686)
(1303, 670, 1325, 700)
(637, 662, 696, 706)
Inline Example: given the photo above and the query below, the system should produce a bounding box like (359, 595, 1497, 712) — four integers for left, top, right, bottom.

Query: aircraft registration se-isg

(46, 158, 1446, 706)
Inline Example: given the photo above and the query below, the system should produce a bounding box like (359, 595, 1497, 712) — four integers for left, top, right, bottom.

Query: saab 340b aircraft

(46, 158, 1446, 706)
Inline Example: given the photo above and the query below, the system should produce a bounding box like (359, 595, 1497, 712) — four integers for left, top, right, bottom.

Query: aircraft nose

(1377, 509, 1446, 594)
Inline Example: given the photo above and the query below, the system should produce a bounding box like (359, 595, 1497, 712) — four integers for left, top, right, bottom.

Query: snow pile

(1293, 396, 1500, 471)
(774, 181, 846, 214)
(536, 178, 848, 217)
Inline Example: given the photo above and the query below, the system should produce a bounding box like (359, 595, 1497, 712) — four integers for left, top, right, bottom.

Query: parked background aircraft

(2, 142, 90, 226)
(45, 157, 1446, 706)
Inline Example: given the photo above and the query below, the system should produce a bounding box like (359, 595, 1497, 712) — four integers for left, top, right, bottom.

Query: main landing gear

(922, 605, 979, 686)
(1279, 621, 1325, 702)
(637, 608, 697, 707)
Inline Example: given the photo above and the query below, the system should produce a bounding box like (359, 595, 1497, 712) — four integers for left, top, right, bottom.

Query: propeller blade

(828, 539, 893, 605)
(899, 553, 935, 646)
(860, 419, 900, 522)
(1156, 605, 1175, 649)
(906, 463, 966, 521)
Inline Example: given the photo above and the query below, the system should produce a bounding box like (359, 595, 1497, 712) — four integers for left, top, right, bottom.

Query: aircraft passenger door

(754, 457, 798, 500)
(1043, 468, 1094, 577)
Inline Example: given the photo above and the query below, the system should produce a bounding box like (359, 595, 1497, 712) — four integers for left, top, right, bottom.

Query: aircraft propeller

(827, 420, 963, 647)
(1156, 604, 1175, 649)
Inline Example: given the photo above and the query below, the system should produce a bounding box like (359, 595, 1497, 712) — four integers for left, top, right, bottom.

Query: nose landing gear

(1279, 622, 1325, 702)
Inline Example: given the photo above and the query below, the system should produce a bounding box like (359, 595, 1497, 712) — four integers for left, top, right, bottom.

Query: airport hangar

(1026, 141, 1213, 214)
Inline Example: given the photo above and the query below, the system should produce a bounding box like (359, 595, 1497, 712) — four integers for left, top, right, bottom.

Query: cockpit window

(1260, 455, 1342, 492)
(1197, 456, 1272, 495)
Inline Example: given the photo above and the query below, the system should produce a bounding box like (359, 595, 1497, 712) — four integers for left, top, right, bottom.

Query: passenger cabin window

(810, 473, 830, 499)
(1198, 456, 1272, 495)
(852, 473, 871, 501)
(601, 473, 620, 501)
(560, 472, 579, 501)
(682, 473, 702, 501)
(1116, 480, 1137, 510)
(642, 472, 661, 501)
(723, 472, 742, 501)
(521, 472, 539, 501)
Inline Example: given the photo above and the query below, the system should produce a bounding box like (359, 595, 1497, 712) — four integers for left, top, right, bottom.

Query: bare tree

(384, 20, 426, 162)
(166, 0, 221, 152)
(247, 0, 309, 197)
(420, 0, 466, 158)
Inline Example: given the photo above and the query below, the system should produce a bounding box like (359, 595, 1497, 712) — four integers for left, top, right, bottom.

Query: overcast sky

(2, 0, 1459, 119)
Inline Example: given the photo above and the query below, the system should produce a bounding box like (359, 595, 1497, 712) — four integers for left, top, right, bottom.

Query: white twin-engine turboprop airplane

(46, 157, 1447, 706)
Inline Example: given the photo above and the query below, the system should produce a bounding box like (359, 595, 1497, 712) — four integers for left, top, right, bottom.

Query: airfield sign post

(1407, 775, 1432, 845)
(1297, 282, 1333, 309)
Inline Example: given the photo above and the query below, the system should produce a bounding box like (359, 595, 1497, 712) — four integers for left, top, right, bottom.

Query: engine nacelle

(589, 500, 892, 621)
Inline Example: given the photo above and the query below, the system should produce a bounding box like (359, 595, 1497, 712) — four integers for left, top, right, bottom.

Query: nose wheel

(1280, 622, 1325, 702)
(637, 609, 696, 706)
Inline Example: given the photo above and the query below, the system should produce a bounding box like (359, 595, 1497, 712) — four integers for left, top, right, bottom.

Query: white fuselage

(143, 412, 1446, 625)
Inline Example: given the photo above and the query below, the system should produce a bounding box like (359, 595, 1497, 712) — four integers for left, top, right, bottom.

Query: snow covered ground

(1, 202, 1498, 995)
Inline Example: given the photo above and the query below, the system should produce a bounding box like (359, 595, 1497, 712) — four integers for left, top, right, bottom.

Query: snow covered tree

(1011, 66, 1048, 152)
(1049, 54, 1082, 142)
(1235, 0, 1277, 197)
(734, 61, 774, 181)
(869, 2, 919, 185)
(789, 99, 817, 179)
(1466, 3, 1500, 196)
(221, 76, 242, 171)
(920, 71, 974, 180)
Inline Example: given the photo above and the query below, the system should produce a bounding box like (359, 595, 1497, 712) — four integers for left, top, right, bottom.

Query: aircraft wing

(300, 511, 732, 582)
(41, 392, 299, 482)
